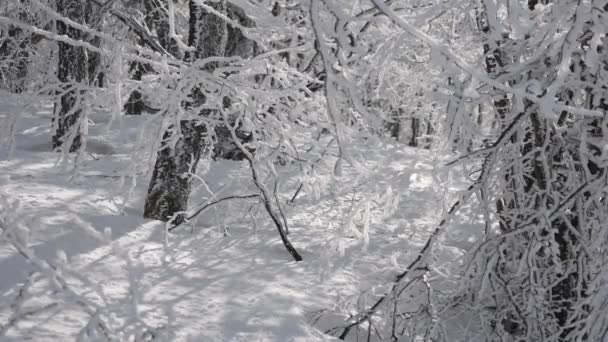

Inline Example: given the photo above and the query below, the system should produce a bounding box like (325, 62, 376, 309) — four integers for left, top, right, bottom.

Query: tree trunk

(143, 122, 207, 222)
(53, 0, 88, 152)
(0, 0, 30, 93)
(409, 117, 419, 147)
(124, 59, 148, 115)
(143, 0, 227, 222)
(125, 0, 180, 115)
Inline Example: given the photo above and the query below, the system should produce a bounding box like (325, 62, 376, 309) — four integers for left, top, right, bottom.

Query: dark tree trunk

(144, 0, 258, 222)
(143, 0, 227, 222)
(0, 0, 30, 93)
(88, 38, 104, 87)
(53, 0, 88, 152)
(384, 108, 402, 141)
(86, 0, 103, 88)
(409, 117, 419, 147)
(143, 122, 207, 222)
(124, 60, 148, 115)
(407, 91, 426, 147)
(386, 120, 400, 141)
(145, 0, 180, 58)
(125, 0, 180, 115)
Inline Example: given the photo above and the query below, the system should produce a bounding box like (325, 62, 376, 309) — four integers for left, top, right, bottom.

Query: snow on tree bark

(123, 60, 147, 115)
(53, 0, 88, 152)
(143, 122, 206, 223)
(143, 0, 228, 222)
(0, 0, 30, 93)
(125, 0, 180, 115)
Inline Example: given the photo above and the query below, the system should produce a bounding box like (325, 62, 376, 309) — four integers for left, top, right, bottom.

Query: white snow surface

(0, 99, 474, 341)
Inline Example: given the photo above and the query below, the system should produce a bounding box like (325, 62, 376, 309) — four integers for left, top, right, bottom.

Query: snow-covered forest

(1, 0, 608, 340)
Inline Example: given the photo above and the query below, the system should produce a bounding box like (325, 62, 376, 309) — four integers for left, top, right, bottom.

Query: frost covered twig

(168, 194, 260, 232)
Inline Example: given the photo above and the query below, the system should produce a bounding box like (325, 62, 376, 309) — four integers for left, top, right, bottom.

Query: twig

(168, 194, 259, 231)
(288, 183, 303, 205)
(446, 111, 526, 166)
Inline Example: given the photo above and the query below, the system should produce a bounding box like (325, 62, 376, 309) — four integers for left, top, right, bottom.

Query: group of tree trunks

(36, 0, 253, 223)
(0, 0, 298, 258)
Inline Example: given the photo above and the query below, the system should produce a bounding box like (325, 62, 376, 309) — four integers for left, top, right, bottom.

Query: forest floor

(0, 96, 480, 341)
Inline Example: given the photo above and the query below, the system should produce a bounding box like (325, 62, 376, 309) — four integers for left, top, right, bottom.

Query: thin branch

(288, 183, 304, 205)
(169, 194, 260, 231)
(446, 111, 527, 166)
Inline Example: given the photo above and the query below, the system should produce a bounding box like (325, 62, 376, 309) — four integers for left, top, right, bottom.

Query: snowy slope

(0, 101, 467, 341)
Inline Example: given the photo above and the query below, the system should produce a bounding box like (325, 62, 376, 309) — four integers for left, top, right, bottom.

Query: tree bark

(53, 0, 88, 152)
(124, 56, 151, 115)
(125, 0, 180, 115)
(143, 122, 207, 222)
(143, 0, 227, 222)
(0, 0, 31, 93)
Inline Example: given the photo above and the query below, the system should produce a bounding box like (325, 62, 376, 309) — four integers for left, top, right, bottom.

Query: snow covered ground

(0, 97, 474, 341)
